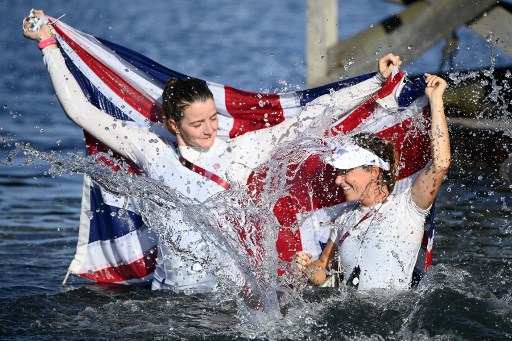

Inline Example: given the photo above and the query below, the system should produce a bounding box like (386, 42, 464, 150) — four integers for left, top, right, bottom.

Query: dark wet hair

(162, 78, 214, 131)
(352, 132, 399, 192)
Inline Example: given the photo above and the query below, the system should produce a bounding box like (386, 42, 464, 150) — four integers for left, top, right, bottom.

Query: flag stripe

(58, 43, 137, 122)
(79, 224, 157, 273)
(87, 185, 144, 242)
(80, 248, 157, 283)
(53, 23, 161, 122)
(225, 86, 285, 137)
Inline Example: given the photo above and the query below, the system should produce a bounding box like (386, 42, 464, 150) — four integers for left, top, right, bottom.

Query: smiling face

(168, 98, 218, 149)
(335, 166, 378, 204)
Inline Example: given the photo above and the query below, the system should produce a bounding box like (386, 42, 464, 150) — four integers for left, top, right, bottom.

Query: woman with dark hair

(23, 9, 402, 293)
(295, 74, 450, 290)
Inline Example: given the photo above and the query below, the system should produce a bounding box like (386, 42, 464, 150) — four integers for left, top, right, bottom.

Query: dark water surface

(1, 1, 512, 340)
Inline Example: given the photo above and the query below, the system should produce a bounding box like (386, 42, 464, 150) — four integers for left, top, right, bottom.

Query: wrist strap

(38, 36, 57, 50)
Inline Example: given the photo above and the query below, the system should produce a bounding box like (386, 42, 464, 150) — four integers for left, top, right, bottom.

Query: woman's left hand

(293, 251, 312, 272)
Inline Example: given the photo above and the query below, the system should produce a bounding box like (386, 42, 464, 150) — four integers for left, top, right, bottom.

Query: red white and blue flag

(50, 18, 434, 285)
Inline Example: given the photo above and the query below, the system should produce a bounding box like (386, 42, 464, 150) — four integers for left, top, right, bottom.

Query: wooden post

(306, 0, 338, 87)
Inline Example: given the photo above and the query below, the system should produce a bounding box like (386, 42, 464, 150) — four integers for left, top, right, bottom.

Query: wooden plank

(447, 117, 512, 131)
(468, 5, 512, 57)
(312, 0, 497, 87)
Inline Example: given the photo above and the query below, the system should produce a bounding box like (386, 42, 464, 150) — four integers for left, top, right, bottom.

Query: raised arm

(23, 11, 147, 164)
(231, 54, 402, 168)
(327, 53, 401, 115)
(411, 74, 451, 209)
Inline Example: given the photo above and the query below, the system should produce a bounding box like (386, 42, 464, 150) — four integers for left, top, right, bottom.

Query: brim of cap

(325, 143, 390, 171)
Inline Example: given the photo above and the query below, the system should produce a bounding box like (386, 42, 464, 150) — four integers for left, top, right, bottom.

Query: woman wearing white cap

(295, 74, 450, 290)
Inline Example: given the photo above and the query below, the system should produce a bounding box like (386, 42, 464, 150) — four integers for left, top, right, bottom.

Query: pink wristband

(38, 37, 57, 50)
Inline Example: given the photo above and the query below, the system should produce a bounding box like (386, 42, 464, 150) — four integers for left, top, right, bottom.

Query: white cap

(325, 141, 390, 171)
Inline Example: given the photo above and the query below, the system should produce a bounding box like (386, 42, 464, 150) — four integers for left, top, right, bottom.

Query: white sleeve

(329, 226, 340, 244)
(229, 75, 385, 168)
(42, 48, 152, 165)
(402, 188, 431, 226)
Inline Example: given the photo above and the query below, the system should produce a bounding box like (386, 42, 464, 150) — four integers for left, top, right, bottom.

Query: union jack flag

(49, 18, 434, 285)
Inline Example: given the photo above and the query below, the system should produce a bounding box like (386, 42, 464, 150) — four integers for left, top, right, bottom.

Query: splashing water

(5, 64, 512, 338)
(4, 107, 350, 338)
(4, 96, 434, 338)
(6, 141, 318, 337)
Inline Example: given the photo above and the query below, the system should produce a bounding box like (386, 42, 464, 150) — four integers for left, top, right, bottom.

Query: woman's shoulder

(385, 187, 431, 217)
(334, 202, 360, 222)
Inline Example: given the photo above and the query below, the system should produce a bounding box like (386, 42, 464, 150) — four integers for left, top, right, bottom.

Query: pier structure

(307, 0, 512, 87)
(307, 0, 512, 171)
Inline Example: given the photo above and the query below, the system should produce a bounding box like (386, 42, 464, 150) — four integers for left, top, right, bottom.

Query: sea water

(1, 1, 512, 340)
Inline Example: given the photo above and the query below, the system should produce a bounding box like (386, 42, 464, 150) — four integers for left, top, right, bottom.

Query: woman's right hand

(293, 251, 313, 272)
(378, 53, 401, 79)
(22, 9, 53, 41)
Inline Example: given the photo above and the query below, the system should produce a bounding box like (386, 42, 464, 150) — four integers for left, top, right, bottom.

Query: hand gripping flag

(49, 18, 434, 285)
